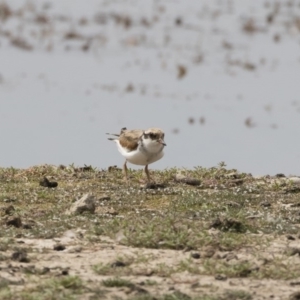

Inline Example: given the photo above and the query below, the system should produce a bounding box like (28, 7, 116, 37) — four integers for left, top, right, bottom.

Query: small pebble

(191, 252, 200, 259)
(39, 177, 58, 188)
(111, 261, 126, 268)
(53, 244, 66, 251)
(215, 274, 227, 281)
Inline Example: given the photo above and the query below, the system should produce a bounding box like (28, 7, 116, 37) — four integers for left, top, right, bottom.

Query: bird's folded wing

(119, 129, 143, 151)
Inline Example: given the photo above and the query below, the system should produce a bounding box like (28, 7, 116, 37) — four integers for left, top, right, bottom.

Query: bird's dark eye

(149, 133, 156, 139)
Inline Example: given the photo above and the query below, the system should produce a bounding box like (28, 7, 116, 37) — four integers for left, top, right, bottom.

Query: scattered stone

(3, 198, 17, 203)
(64, 31, 84, 40)
(66, 193, 96, 215)
(125, 83, 134, 92)
(111, 261, 126, 268)
(22, 223, 33, 229)
(266, 12, 275, 24)
(289, 291, 300, 300)
(11, 250, 29, 263)
(287, 235, 296, 241)
(35, 14, 49, 24)
(191, 282, 200, 288)
(210, 218, 222, 228)
(6, 216, 22, 228)
(261, 201, 271, 207)
(286, 247, 300, 256)
(53, 244, 66, 251)
(73, 165, 93, 172)
(275, 173, 285, 178)
(226, 201, 241, 208)
(244, 117, 256, 128)
(188, 117, 195, 124)
(237, 267, 254, 278)
(191, 252, 200, 259)
(215, 274, 227, 281)
(0, 3, 12, 21)
(4, 205, 15, 215)
(108, 165, 121, 172)
(209, 217, 244, 232)
(114, 14, 132, 29)
(39, 177, 58, 188)
(61, 269, 69, 275)
(143, 182, 166, 189)
(23, 219, 36, 229)
(242, 18, 262, 34)
(177, 65, 187, 79)
(11, 37, 33, 51)
(175, 173, 200, 186)
(175, 17, 183, 26)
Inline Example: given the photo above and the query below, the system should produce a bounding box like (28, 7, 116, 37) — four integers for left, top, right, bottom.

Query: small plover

(107, 127, 166, 182)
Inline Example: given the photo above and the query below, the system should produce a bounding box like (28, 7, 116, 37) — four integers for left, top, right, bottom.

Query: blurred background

(0, 0, 300, 175)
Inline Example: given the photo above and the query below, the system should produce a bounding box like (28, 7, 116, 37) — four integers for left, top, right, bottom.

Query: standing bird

(107, 127, 166, 182)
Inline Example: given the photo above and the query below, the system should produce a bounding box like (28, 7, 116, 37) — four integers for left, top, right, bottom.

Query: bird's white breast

(115, 140, 164, 166)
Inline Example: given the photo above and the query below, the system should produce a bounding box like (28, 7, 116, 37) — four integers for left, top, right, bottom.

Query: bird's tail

(106, 127, 127, 141)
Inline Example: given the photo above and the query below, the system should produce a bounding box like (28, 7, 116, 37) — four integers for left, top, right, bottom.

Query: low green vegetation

(0, 164, 300, 299)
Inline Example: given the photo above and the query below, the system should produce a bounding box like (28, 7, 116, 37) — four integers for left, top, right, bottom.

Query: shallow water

(1, 0, 300, 175)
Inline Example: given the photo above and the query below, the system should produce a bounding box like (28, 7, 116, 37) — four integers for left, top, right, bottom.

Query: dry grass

(0, 164, 300, 299)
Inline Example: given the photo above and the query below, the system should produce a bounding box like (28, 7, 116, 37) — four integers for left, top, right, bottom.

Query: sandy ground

(1, 229, 300, 299)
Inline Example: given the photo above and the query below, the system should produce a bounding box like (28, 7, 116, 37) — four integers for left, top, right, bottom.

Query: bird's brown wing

(118, 129, 143, 151)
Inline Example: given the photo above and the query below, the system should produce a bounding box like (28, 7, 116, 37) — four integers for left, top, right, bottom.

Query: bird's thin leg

(123, 160, 129, 182)
(144, 165, 151, 182)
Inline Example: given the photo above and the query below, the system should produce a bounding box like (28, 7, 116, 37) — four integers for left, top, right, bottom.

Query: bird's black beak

(158, 139, 166, 146)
